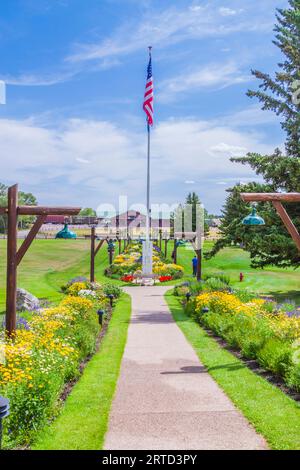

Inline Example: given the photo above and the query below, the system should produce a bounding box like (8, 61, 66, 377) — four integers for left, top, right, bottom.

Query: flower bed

(0, 280, 119, 449)
(185, 290, 300, 392)
(106, 242, 184, 283)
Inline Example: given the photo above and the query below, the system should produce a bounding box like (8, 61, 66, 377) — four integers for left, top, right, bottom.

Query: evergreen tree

(208, 1, 300, 268)
(185, 192, 209, 235)
(247, 0, 300, 157)
(206, 181, 300, 268)
(0, 184, 37, 233)
(79, 207, 97, 217)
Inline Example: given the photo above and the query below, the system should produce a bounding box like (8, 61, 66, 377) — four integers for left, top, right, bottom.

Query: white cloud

(159, 62, 252, 102)
(0, 114, 280, 211)
(76, 157, 90, 164)
(219, 7, 241, 17)
(1, 70, 76, 87)
(66, 3, 273, 64)
(219, 105, 278, 128)
(209, 142, 247, 158)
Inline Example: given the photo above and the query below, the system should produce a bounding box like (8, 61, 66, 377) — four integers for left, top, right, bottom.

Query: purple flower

(16, 317, 30, 331)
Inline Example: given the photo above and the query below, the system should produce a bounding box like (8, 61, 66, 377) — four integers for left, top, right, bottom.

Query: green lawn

(0, 239, 124, 313)
(168, 241, 300, 304)
(0, 238, 298, 314)
(166, 292, 300, 450)
(33, 293, 131, 450)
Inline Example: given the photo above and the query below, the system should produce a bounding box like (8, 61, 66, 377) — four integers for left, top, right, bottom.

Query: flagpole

(146, 121, 150, 242)
(142, 46, 153, 277)
(146, 46, 152, 243)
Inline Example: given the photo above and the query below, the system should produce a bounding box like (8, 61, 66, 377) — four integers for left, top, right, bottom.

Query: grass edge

(165, 290, 300, 451)
(32, 292, 131, 450)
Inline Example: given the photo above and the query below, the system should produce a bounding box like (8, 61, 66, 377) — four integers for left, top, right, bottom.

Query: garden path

(104, 286, 267, 450)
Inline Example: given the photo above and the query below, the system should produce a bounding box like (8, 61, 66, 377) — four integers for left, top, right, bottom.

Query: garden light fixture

(186, 292, 192, 302)
(55, 223, 77, 239)
(97, 309, 105, 326)
(242, 206, 265, 226)
(108, 294, 114, 308)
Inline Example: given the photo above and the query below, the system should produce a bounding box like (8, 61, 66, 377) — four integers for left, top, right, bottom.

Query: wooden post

(196, 249, 202, 281)
(173, 239, 177, 264)
(109, 246, 114, 265)
(6, 184, 18, 336)
(3, 184, 81, 336)
(91, 237, 106, 282)
(90, 227, 95, 282)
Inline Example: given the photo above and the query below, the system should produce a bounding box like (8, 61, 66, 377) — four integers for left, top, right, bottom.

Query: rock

(16, 288, 40, 312)
(141, 278, 155, 286)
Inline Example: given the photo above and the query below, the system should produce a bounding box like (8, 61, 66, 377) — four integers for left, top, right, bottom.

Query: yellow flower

(67, 282, 87, 296)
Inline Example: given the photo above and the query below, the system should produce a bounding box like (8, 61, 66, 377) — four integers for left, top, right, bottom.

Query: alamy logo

(0, 80, 6, 104)
(292, 80, 300, 105)
(0, 341, 5, 366)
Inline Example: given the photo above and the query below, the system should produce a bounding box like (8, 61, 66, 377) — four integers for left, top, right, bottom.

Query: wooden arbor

(240, 193, 300, 251)
(90, 228, 107, 283)
(90, 229, 127, 282)
(1, 184, 81, 335)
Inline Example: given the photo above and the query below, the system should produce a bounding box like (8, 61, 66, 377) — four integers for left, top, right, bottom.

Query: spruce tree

(185, 192, 209, 234)
(208, 1, 300, 268)
(206, 181, 300, 268)
(247, 0, 300, 157)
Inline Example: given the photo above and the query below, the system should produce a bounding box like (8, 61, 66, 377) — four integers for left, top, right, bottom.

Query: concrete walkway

(104, 286, 267, 450)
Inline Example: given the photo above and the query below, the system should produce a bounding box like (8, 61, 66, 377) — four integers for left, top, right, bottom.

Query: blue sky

(0, 0, 288, 214)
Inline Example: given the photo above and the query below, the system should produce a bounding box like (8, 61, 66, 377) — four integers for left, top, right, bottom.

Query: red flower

(159, 275, 172, 282)
(121, 275, 134, 283)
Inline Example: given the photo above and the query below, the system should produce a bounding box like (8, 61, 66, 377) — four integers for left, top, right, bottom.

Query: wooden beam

(6, 184, 18, 336)
(164, 239, 168, 258)
(0, 207, 7, 215)
(95, 239, 105, 257)
(18, 206, 81, 216)
(173, 239, 178, 264)
(90, 227, 96, 282)
(272, 201, 300, 251)
(16, 215, 46, 266)
(241, 193, 300, 203)
(196, 249, 202, 282)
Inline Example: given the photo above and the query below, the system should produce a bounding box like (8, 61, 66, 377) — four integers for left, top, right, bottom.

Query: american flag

(143, 52, 154, 126)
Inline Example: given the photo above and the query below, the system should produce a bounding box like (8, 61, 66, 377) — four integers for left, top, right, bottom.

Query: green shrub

(203, 273, 230, 285)
(189, 290, 300, 392)
(189, 281, 204, 296)
(184, 298, 197, 318)
(174, 285, 190, 297)
(233, 289, 256, 302)
(203, 277, 229, 292)
(103, 283, 122, 298)
(257, 339, 293, 377)
(287, 364, 300, 392)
